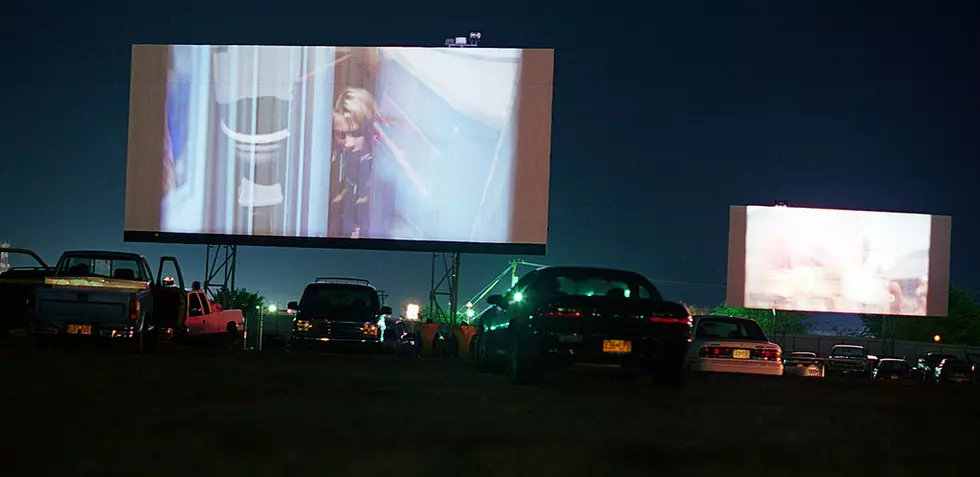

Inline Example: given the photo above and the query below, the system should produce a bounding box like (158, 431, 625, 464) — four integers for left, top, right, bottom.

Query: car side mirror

(287, 301, 299, 311)
(380, 305, 393, 315)
(487, 294, 506, 309)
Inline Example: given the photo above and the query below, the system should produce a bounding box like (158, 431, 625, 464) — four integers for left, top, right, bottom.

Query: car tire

(507, 331, 542, 385)
(474, 334, 498, 374)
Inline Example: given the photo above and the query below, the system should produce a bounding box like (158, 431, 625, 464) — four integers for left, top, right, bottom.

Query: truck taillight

(129, 298, 140, 320)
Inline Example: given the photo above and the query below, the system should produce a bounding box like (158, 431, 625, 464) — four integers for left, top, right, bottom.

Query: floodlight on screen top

(725, 205, 952, 317)
(123, 44, 555, 255)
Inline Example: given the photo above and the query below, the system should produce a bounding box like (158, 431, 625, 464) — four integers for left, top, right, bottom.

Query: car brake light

(699, 346, 733, 357)
(129, 298, 140, 320)
(650, 315, 693, 325)
(752, 349, 781, 361)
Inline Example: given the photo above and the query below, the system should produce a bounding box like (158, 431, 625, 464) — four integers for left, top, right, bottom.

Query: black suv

(287, 277, 392, 350)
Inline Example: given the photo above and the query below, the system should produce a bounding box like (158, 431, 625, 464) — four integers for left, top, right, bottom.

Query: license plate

(732, 349, 750, 359)
(67, 324, 92, 335)
(797, 363, 804, 368)
(602, 339, 631, 354)
(890, 375, 898, 380)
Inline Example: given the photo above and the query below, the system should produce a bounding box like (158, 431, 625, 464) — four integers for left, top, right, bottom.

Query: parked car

(933, 358, 976, 385)
(472, 266, 693, 385)
(287, 277, 392, 351)
(688, 315, 783, 376)
(0, 248, 54, 338)
(873, 358, 912, 381)
(783, 351, 825, 378)
(914, 352, 958, 381)
(825, 344, 870, 377)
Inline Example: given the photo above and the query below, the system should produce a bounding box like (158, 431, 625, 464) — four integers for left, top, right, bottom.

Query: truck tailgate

(34, 278, 146, 326)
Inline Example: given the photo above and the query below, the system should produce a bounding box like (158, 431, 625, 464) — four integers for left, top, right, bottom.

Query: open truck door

(0, 248, 53, 336)
(153, 256, 187, 334)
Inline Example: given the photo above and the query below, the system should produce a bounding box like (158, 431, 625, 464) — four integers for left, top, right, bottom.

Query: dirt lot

(1, 343, 977, 477)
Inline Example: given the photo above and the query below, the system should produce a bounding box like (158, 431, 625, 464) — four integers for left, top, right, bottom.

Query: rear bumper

(826, 361, 866, 374)
(534, 331, 689, 367)
(290, 333, 381, 345)
(691, 357, 784, 376)
(31, 322, 137, 339)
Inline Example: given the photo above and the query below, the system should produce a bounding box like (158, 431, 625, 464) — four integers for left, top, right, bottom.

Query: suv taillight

(129, 298, 140, 321)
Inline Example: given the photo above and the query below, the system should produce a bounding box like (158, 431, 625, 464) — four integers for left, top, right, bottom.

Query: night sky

(2, 1, 978, 329)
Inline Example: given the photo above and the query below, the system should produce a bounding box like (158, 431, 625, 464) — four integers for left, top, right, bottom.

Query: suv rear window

(300, 285, 380, 318)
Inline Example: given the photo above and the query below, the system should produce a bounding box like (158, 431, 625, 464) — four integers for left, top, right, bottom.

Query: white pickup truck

(30, 250, 241, 350)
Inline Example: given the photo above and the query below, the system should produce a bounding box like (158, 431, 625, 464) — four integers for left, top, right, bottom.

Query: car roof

(832, 344, 865, 348)
(879, 358, 906, 362)
(62, 250, 145, 259)
(695, 315, 757, 321)
(533, 266, 647, 277)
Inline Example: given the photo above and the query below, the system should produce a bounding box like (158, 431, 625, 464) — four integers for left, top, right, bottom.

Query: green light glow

(466, 308, 476, 318)
(624, 289, 631, 298)
(513, 291, 524, 302)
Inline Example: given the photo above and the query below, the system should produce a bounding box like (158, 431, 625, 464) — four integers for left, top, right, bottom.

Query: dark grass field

(1, 342, 978, 477)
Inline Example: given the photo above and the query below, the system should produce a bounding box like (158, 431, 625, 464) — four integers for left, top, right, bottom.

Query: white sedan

(688, 315, 783, 376)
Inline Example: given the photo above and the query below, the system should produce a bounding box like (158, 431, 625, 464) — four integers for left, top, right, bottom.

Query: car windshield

(791, 352, 816, 358)
(531, 269, 662, 301)
(58, 256, 146, 281)
(300, 285, 380, 318)
(879, 361, 906, 371)
(832, 347, 865, 357)
(695, 317, 769, 342)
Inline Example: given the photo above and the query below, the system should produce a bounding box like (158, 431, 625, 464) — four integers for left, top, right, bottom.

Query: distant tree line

(683, 285, 980, 346)
(858, 286, 980, 345)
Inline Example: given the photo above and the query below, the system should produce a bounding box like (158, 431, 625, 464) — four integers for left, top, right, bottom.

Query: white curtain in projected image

(743, 207, 932, 316)
(157, 45, 525, 242)
(161, 45, 336, 237)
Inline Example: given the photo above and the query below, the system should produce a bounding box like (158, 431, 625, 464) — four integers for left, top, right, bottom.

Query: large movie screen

(124, 45, 554, 254)
(726, 206, 952, 317)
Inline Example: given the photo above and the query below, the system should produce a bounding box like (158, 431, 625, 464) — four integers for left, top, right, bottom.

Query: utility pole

(378, 290, 389, 307)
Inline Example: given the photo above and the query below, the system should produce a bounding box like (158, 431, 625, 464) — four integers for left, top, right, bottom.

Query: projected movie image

(125, 45, 554, 250)
(743, 206, 935, 316)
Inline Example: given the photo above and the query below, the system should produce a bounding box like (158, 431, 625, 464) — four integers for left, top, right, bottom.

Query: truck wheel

(137, 328, 159, 353)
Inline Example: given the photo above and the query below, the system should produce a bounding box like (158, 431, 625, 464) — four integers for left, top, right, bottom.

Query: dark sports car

(471, 266, 692, 385)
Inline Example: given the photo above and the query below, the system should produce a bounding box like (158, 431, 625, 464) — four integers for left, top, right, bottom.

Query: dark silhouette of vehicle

(913, 352, 958, 381)
(287, 277, 392, 351)
(825, 344, 869, 376)
(30, 250, 187, 351)
(0, 248, 54, 338)
(873, 358, 912, 381)
(782, 351, 825, 378)
(932, 358, 976, 385)
(472, 266, 692, 385)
